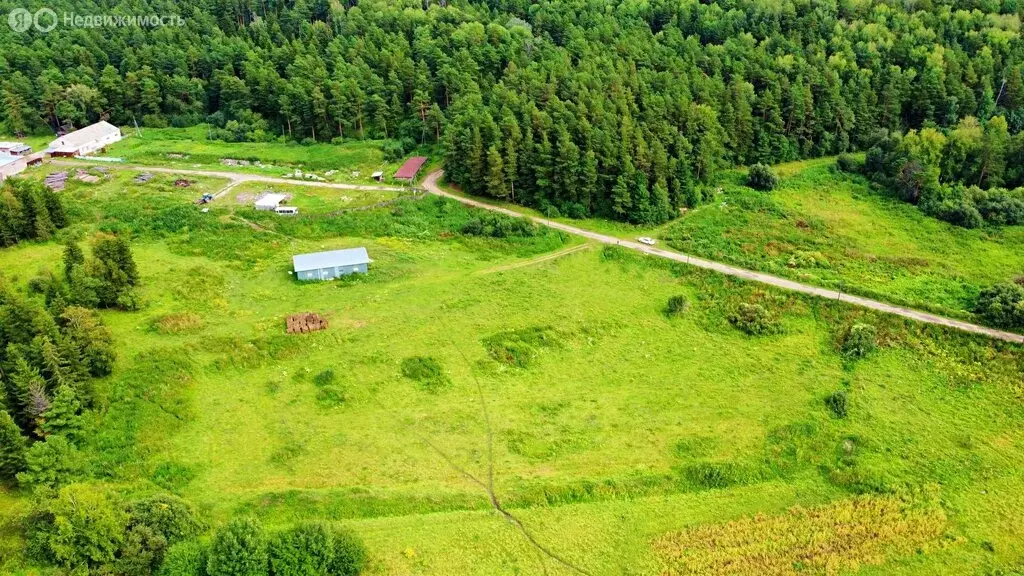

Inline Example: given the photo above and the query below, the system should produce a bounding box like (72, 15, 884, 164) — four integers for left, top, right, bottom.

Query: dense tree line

(0, 235, 139, 489)
(4, 0, 1024, 224)
(853, 115, 1024, 228)
(0, 179, 68, 246)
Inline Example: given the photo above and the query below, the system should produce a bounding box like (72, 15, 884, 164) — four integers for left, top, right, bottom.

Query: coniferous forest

(3, 0, 1024, 224)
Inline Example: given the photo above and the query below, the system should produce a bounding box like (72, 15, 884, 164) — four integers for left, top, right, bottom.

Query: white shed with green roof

(293, 248, 371, 281)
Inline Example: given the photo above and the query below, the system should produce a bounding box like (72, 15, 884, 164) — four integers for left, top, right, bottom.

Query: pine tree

(0, 410, 28, 483)
(40, 337, 71, 390)
(41, 385, 83, 442)
(485, 145, 507, 200)
(63, 241, 84, 279)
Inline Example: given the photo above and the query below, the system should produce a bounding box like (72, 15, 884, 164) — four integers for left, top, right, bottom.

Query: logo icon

(34, 8, 57, 32)
(8, 8, 32, 32)
(8, 8, 59, 33)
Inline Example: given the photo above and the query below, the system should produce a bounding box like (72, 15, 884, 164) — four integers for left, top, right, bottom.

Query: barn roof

(48, 121, 120, 153)
(0, 142, 30, 154)
(394, 156, 427, 179)
(0, 154, 25, 168)
(293, 247, 371, 272)
(255, 193, 287, 208)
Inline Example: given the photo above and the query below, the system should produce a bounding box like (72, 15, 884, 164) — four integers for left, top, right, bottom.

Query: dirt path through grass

(476, 243, 593, 275)
(423, 170, 1024, 345)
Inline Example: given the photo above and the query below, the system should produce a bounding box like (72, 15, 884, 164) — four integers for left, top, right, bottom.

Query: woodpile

(286, 313, 328, 334)
(175, 179, 193, 187)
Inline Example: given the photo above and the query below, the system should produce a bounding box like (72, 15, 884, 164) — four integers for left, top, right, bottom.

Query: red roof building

(394, 156, 427, 181)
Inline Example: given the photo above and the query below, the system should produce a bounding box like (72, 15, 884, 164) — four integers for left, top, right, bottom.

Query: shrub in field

(974, 283, 1024, 330)
(127, 494, 204, 546)
(728, 303, 781, 336)
(400, 356, 450, 391)
(836, 153, 862, 173)
(483, 326, 562, 368)
(840, 323, 878, 359)
(312, 369, 335, 387)
(329, 528, 369, 576)
(746, 163, 779, 191)
(31, 484, 127, 573)
(653, 496, 946, 576)
(684, 462, 747, 489)
(825, 390, 849, 418)
(461, 212, 539, 238)
(664, 295, 689, 318)
(207, 517, 268, 576)
(17, 435, 86, 489)
(159, 540, 209, 576)
(268, 523, 333, 576)
(315, 387, 347, 408)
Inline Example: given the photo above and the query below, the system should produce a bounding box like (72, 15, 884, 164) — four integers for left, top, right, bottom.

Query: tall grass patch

(653, 496, 949, 575)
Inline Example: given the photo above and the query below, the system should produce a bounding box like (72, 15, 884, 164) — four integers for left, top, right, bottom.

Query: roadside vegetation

(662, 158, 1024, 326)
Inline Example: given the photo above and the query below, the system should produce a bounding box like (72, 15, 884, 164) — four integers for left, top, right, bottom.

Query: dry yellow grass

(654, 496, 949, 576)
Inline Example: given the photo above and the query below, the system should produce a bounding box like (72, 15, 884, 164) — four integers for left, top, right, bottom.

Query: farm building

(293, 248, 372, 281)
(0, 142, 31, 156)
(47, 121, 122, 157)
(394, 157, 427, 182)
(0, 154, 28, 181)
(255, 193, 287, 210)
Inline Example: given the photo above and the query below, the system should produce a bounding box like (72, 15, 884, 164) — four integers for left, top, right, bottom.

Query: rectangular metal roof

(394, 156, 427, 179)
(0, 154, 24, 168)
(293, 247, 371, 272)
(255, 193, 287, 208)
(48, 121, 120, 153)
(0, 142, 30, 153)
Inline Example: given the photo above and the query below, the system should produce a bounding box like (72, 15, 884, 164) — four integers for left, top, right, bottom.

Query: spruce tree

(63, 241, 84, 279)
(0, 409, 28, 483)
(41, 385, 83, 442)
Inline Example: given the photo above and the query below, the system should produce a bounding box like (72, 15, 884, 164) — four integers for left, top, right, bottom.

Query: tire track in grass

(372, 311, 593, 576)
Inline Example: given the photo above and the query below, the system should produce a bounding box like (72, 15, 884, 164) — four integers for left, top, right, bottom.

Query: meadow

(659, 158, 1024, 323)
(1, 162, 1024, 575)
(41, 125, 436, 184)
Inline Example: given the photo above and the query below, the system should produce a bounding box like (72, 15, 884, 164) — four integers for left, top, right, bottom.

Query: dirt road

(422, 170, 1024, 345)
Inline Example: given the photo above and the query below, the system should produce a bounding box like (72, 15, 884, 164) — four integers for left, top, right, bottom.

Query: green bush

(825, 391, 849, 419)
(747, 163, 779, 191)
(17, 435, 86, 489)
(483, 326, 562, 368)
(974, 283, 1024, 330)
(160, 540, 209, 576)
(329, 528, 369, 576)
(127, 494, 204, 546)
(664, 295, 689, 318)
(33, 484, 127, 573)
(728, 303, 782, 336)
(840, 323, 878, 359)
(207, 517, 268, 576)
(836, 154, 862, 173)
(400, 356, 450, 392)
(312, 369, 335, 387)
(266, 523, 368, 576)
(315, 386, 347, 408)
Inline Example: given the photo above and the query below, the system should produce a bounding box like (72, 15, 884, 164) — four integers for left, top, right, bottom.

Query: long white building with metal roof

(293, 248, 372, 281)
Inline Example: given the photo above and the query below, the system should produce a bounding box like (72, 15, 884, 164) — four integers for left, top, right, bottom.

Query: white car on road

(637, 237, 657, 246)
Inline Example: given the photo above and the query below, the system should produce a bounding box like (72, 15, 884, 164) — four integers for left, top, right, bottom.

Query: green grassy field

(2, 163, 1024, 575)
(659, 158, 1024, 322)
(226, 181, 407, 215)
(93, 125, 432, 184)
